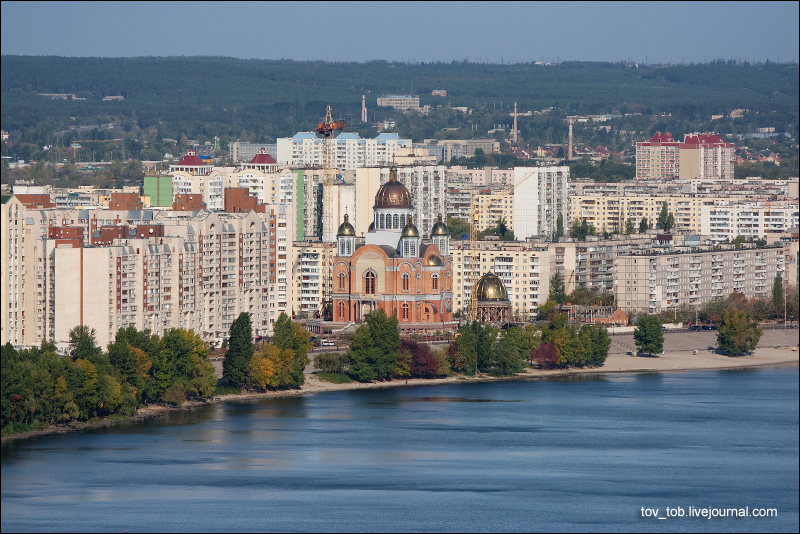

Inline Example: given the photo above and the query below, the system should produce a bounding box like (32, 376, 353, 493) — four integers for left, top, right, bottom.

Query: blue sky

(1, 1, 798, 64)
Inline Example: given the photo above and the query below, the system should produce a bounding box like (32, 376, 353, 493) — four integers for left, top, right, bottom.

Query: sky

(1, 1, 798, 65)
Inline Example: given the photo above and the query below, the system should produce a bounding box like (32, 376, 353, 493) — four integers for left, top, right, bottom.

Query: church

(331, 167, 456, 331)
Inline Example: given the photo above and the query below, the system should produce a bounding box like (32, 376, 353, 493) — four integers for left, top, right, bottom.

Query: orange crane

(316, 106, 347, 321)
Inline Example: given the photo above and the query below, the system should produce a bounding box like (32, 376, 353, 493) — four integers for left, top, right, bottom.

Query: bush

(161, 383, 187, 406)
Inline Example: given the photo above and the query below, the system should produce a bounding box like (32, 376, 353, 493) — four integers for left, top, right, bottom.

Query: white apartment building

(700, 202, 799, 244)
(276, 132, 413, 171)
(512, 166, 570, 241)
(614, 245, 785, 315)
(290, 241, 336, 318)
(376, 94, 420, 111)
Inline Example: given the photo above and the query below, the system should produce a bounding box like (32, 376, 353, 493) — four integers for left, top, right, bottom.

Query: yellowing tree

(249, 344, 294, 389)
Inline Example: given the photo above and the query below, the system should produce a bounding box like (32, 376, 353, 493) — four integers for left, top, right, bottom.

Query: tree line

(313, 308, 612, 382)
(1, 311, 311, 437)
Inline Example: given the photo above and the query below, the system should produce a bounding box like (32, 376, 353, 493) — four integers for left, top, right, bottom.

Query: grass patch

(316, 372, 352, 384)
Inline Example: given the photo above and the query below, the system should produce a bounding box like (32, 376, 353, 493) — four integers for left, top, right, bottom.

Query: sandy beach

(3, 339, 797, 443)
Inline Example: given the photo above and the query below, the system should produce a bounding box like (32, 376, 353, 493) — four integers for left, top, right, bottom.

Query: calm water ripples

(2, 367, 798, 532)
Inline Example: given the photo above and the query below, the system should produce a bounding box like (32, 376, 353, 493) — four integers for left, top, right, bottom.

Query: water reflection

(2, 368, 798, 534)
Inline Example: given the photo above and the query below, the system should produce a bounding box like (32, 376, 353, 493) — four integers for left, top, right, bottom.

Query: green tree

(569, 218, 596, 241)
(222, 313, 253, 388)
(639, 217, 649, 234)
(556, 213, 564, 240)
(625, 218, 635, 235)
(656, 202, 670, 230)
(772, 274, 784, 319)
(634, 315, 663, 356)
(717, 308, 762, 356)
(365, 310, 400, 380)
(664, 212, 675, 232)
(346, 310, 400, 381)
(549, 272, 567, 305)
(272, 313, 311, 386)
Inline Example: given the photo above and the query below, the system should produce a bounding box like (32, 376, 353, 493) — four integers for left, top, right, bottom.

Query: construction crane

(315, 106, 347, 321)
(466, 172, 538, 322)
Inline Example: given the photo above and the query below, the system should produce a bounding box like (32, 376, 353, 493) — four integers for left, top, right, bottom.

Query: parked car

(321, 339, 335, 346)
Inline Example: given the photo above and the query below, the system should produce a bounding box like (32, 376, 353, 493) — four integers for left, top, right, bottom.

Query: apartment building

(700, 202, 799, 244)
(376, 94, 420, 111)
(451, 241, 552, 321)
(569, 194, 724, 234)
(229, 141, 278, 164)
(1, 197, 293, 348)
(636, 132, 735, 181)
(276, 132, 412, 170)
(418, 139, 500, 163)
(512, 166, 570, 241)
(614, 244, 785, 315)
(290, 240, 336, 318)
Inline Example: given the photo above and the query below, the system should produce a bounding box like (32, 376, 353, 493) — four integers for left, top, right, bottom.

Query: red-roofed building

(169, 149, 213, 176)
(14, 194, 55, 209)
(636, 132, 735, 181)
(243, 148, 279, 173)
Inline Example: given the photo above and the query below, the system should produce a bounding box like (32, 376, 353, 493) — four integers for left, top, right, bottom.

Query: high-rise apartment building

(1, 198, 293, 349)
(636, 132, 735, 181)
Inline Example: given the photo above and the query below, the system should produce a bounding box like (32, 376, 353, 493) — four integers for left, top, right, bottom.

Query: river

(2, 366, 798, 532)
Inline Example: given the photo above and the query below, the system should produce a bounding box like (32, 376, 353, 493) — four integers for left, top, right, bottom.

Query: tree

(634, 315, 663, 356)
(556, 213, 564, 240)
(656, 202, 670, 230)
(624, 218, 635, 235)
(569, 218, 596, 241)
(549, 272, 567, 305)
(664, 212, 675, 232)
(638, 217, 649, 233)
(772, 274, 784, 320)
(222, 312, 253, 388)
(717, 308, 762, 356)
(272, 313, 312, 386)
(346, 310, 400, 381)
(530, 342, 559, 369)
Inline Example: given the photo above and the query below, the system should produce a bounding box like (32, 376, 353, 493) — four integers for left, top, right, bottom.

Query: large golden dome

(337, 213, 355, 236)
(374, 167, 411, 208)
(475, 272, 508, 301)
(430, 214, 449, 236)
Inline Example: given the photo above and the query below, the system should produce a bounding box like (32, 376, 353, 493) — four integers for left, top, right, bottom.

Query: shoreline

(3, 345, 797, 443)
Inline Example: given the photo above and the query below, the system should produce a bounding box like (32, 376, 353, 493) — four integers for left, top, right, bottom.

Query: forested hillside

(1, 56, 797, 167)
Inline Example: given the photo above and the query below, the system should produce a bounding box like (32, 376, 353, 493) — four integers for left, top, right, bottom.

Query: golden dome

(401, 219, 419, 237)
(425, 254, 443, 266)
(430, 214, 449, 236)
(337, 213, 355, 236)
(475, 272, 508, 301)
(374, 167, 411, 208)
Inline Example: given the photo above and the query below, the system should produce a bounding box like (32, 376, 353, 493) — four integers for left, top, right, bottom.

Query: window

(402, 302, 409, 320)
(431, 274, 439, 290)
(402, 273, 410, 292)
(364, 271, 376, 294)
(338, 301, 346, 318)
(338, 272, 346, 291)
